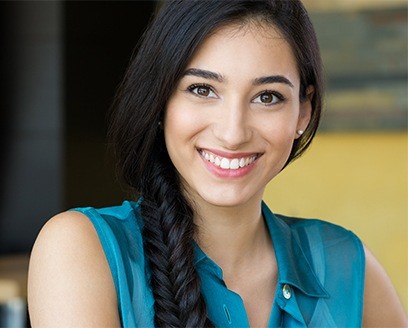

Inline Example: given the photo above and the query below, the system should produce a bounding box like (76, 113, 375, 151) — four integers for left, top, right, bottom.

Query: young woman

(28, 1, 407, 327)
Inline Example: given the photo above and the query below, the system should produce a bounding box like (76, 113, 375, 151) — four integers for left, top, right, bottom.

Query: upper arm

(28, 211, 121, 327)
(363, 245, 407, 327)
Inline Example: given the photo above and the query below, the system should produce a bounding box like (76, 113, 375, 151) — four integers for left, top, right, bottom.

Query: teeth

(220, 158, 229, 169)
(200, 150, 257, 170)
(230, 158, 239, 169)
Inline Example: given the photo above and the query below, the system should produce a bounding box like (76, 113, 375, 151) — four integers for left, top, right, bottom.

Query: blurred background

(0, 0, 406, 326)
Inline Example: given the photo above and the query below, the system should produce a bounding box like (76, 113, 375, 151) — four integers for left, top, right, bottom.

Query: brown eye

(188, 84, 217, 98)
(260, 93, 273, 103)
(253, 91, 285, 106)
(197, 86, 210, 96)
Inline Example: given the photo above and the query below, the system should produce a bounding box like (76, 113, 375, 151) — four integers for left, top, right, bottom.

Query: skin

(28, 22, 407, 327)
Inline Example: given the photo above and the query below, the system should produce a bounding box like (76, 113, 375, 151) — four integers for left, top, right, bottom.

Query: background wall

(0, 1, 156, 254)
(0, 1, 63, 253)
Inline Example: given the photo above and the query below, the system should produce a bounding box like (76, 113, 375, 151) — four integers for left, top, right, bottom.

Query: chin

(196, 189, 259, 209)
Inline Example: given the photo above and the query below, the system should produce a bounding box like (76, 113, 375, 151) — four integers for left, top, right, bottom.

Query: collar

(194, 202, 328, 299)
(262, 201, 329, 298)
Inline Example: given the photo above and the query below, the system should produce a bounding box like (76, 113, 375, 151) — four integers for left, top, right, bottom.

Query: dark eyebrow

(253, 75, 294, 88)
(182, 69, 293, 88)
(182, 68, 224, 82)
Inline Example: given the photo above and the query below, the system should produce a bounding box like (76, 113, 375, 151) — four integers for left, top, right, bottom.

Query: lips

(199, 149, 259, 170)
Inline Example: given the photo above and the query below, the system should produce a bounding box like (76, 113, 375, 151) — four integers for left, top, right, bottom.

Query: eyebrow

(182, 68, 294, 88)
(254, 75, 294, 88)
(182, 68, 224, 82)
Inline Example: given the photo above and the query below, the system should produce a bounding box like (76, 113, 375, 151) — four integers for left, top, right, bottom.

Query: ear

(296, 85, 314, 139)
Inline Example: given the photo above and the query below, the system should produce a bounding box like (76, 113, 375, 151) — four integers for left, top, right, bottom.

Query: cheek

(164, 99, 205, 155)
(169, 115, 201, 135)
(259, 112, 298, 142)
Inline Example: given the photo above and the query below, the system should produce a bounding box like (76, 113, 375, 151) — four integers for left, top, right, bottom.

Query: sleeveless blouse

(72, 200, 365, 327)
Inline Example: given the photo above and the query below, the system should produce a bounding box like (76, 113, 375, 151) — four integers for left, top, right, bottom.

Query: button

(282, 284, 292, 299)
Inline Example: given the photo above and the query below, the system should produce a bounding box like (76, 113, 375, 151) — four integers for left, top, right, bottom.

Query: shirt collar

(193, 202, 329, 299)
(195, 244, 207, 264)
(262, 201, 329, 298)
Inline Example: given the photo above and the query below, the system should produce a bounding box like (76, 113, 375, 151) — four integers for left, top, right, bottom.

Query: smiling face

(164, 22, 312, 209)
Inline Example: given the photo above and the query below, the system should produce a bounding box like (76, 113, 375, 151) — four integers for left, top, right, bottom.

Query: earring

(296, 130, 304, 136)
(158, 121, 163, 129)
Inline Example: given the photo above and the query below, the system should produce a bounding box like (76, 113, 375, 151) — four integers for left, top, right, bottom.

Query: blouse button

(282, 284, 292, 299)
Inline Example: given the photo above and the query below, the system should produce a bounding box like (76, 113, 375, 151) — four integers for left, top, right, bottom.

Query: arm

(363, 245, 407, 327)
(28, 211, 121, 327)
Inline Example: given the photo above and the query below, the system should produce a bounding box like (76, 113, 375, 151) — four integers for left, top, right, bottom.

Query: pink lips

(198, 148, 260, 178)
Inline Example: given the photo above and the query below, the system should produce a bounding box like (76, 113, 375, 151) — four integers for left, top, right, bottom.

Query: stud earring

(296, 130, 304, 136)
(158, 121, 163, 129)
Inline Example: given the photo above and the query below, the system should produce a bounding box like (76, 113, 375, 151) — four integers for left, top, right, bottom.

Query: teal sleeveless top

(72, 200, 365, 327)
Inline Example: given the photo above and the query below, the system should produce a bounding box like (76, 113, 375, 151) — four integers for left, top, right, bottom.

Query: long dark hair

(109, 0, 323, 326)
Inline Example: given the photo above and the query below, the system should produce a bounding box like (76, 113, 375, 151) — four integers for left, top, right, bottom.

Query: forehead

(214, 20, 286, 45)
(186, 21, 299, 82)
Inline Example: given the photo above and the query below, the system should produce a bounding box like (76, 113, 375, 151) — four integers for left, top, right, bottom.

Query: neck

(194, 198, 271, 277)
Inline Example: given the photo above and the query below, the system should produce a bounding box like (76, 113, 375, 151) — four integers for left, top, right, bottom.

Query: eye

(187, 84, 217, 98)
(253, 91, 285, 105)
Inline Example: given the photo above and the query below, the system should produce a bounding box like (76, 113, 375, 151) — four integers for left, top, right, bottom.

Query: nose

(212, 100, 252, 150)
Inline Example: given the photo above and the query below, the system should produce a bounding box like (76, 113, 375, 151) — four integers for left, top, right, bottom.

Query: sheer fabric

(72, 200, 364, 327)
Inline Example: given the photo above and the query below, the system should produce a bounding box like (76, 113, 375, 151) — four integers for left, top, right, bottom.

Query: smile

(199, 149, 259, 170)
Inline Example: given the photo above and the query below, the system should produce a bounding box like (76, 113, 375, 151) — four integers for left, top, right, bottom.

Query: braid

(140, 154, 213, 327)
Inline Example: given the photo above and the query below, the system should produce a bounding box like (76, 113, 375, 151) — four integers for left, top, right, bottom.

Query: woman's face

(164, 22, 312, 209)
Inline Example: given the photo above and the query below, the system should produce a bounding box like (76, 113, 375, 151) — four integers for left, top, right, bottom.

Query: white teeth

(200, 150, 258, 170)
(230, 158, 239, 169)
(220, 158, 229, 169)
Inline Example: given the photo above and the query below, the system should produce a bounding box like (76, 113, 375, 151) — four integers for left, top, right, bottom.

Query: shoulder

(278, 215, 365, 291)
(28, 210, 106, 274)
(277, 214, 363, 251)
(274, 213, 366, 281)
(362, 245, 407, 327)
(72, 199, 142, 234)
(28, 210, 122, 327)
(281, 215, 365, 289)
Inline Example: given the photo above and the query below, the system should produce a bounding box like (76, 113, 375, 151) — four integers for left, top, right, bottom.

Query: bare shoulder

(28, 211, 120, 327)
(363, 245, 407, 327)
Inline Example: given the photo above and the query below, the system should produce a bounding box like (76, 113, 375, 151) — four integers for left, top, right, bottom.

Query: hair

(109, 0, 323, 326)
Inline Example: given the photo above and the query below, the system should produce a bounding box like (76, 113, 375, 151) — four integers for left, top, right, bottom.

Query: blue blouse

(72, 200, 365, 327)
